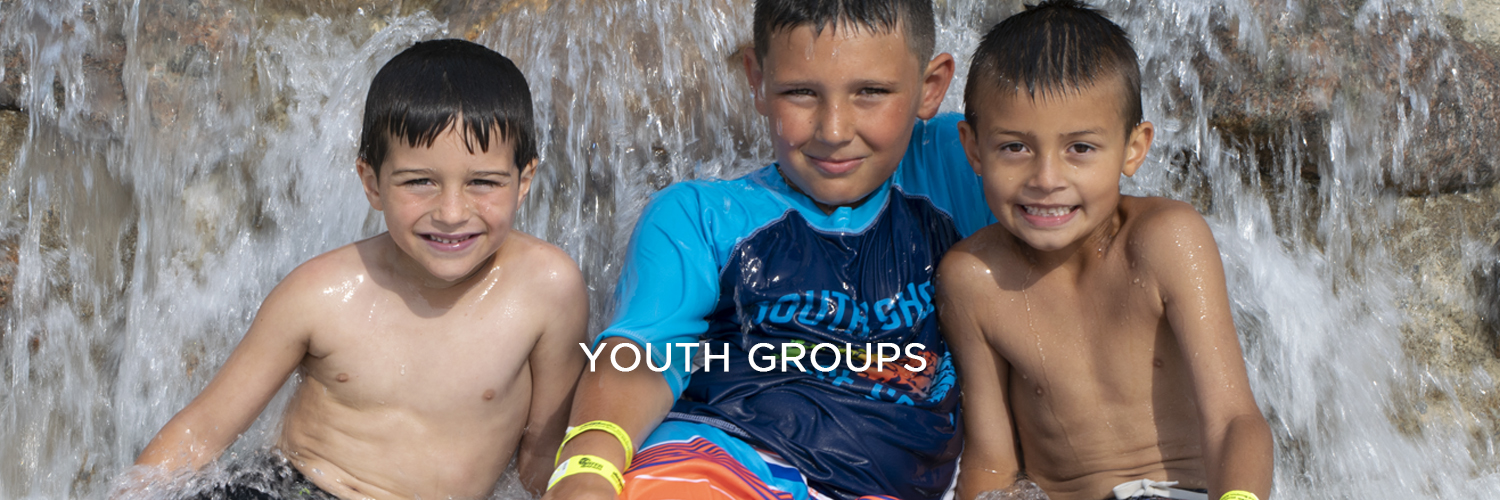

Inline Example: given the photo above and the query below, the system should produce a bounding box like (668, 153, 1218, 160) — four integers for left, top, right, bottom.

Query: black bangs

(358, 39, 537, 174)
(964, 0, 1142, 131)
(752, 0, 935, 67)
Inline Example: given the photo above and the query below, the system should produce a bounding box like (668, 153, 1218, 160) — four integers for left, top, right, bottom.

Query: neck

(1013, 211, 1124, 276)
(774, 164, 879, 215)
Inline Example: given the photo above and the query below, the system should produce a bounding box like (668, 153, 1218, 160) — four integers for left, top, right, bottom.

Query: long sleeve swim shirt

(596, 113, 995, 500)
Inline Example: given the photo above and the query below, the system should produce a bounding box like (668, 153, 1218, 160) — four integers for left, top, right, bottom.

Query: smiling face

(746, 23, 952, 212)
(959, 80, 1154, 254)
(357, 124, 535, 288)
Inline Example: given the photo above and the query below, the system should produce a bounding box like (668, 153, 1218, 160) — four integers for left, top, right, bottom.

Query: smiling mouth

(1020, 205, 1077, 217)
(423, 233, 477, 244)
(807, 156, 863, 175)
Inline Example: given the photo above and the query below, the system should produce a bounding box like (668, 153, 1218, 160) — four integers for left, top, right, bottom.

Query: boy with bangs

(542, 1, 993, 500)
(938, 2, 1273, 500)
(133, 39, 587, 500)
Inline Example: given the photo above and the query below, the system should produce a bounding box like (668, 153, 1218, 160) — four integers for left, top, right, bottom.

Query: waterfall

(0, 0, 1496, 498)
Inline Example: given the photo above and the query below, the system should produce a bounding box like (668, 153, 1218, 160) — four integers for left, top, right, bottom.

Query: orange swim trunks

(619, 422, 905, 500)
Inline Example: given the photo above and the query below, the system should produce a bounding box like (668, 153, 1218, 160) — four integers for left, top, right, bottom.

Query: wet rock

(1391, 181, 1500, 449)
(1452, 0, 1500, 47)
(1, 45, 21, 111)
(0, 109, 22, 181)
(254, 0, 444, 19)
(1196, 1, 1500, 195)
(0, 110, 21, 338)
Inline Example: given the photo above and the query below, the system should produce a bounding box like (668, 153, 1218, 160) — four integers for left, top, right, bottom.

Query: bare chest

(985, 268, 1182, 400)
(301, 292, 542, 411)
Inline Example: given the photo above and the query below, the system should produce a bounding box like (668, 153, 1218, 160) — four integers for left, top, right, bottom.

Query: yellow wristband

(555, 420, 634, 468)
(546, 454, 624, 493)
(1220, 491, 1259, 500)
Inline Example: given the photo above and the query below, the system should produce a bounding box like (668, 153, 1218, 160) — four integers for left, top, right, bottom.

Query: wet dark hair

(752, 0, 936, 68)
(358, 39, 536, 175)
(963, 0, 1142, 132)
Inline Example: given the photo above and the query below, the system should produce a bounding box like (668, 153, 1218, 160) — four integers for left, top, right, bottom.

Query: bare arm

(537, 183, 723, 499)
(517, 259, 591, 494)
(134, 272, 316, 472)
(538, 338, 675, 500)
(1145, 204, 1272, 499)
(938, 249, 1024, 500)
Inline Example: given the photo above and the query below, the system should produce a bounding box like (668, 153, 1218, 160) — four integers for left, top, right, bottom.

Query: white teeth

(1022, 205, 1073, 217)
(430, 235, 465, 244)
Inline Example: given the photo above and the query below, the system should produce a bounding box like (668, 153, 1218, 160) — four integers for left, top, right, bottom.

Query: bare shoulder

(1120, 197, 1226, 304)
(938, 225, 1018, 296)
(265, 240, 373, 308)
(1120, 196, 1218, 262)
(494, 232, 586, 304)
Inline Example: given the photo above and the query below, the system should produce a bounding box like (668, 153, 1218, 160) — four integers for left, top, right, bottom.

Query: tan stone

(1462, 0, 1500, 46)
(0, 110, 23, 182)
(1391, 181, 1500, 459)
(0, 110, 20, 319)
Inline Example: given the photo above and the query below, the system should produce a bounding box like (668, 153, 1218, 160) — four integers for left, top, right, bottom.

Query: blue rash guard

(596, 114, 994, 500)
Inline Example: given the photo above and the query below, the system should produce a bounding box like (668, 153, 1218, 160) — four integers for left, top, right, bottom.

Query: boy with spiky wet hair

(542, 1, 993, 500)
(939, 2, 1273, 500)
(134, 39, 588, 499)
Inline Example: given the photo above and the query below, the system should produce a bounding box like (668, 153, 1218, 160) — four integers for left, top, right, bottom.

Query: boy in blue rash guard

(541, 2, 994, 500)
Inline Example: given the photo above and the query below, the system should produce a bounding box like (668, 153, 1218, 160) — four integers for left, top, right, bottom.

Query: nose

(812, 99, 853, 147)
(432, 186, 469, 227)
(1026, 152, 1067, 195)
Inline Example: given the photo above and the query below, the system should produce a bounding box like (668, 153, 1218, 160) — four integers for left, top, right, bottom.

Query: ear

(1121, 120, 1155, 177)
(958, 118, 984, 177)
(744, 49, 770, 116)
(356, 159, 384, 211)
(517, 158, 538, 205)
(917, 52, 956, 120)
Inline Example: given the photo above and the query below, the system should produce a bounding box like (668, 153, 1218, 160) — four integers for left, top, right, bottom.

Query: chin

(812, 184, 879, 207)
(426, 263, 487, 284)
(1003, 227, 1073, 253)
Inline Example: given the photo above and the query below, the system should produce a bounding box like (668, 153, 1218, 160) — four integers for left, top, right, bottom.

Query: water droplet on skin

(400, 365, 406, 376)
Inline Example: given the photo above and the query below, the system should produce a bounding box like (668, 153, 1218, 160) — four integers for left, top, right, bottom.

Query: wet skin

(135, 126, 589, 499)
(940, 82, 1273, 500)
(746, 24, 953, 213)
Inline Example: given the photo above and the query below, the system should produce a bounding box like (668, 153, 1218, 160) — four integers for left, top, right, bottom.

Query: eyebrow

(388, 168, 513, 177)
(768, 78, 902, 88)
(991, 128, 1108, 139)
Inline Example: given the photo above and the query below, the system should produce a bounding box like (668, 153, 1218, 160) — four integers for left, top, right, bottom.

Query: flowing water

(1, 0, 1497, 498)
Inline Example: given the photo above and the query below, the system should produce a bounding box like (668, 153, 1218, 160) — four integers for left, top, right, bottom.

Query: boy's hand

(542, 339, 675, 500)
(976, 479, 1050, 500)
(134, 266, 316, 472)
(540, 471, 620, 500)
